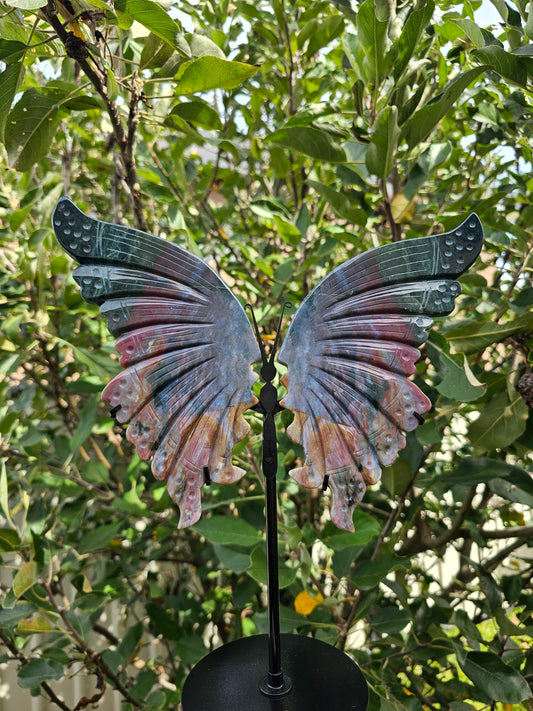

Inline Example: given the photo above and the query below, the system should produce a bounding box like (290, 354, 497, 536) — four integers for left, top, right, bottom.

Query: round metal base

(181, 634, 368, 711)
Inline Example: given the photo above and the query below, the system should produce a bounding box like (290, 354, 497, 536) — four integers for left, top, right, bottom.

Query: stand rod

(258, 392, 291, 697)
(247, 302, 293, 698)
(265, 456, 282, 687)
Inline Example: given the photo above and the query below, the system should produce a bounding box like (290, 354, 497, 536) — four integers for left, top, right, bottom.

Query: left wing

(278, 215, 483, 531)
(53, 197, 261, 528)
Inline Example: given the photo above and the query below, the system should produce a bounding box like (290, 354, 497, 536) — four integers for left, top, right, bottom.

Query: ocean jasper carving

(53, 198, 483, 530)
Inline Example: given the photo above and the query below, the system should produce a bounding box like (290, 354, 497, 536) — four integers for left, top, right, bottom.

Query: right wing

(278, 214, 483, 530)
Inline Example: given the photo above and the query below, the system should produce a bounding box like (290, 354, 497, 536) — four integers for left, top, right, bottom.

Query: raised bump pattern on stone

(279, 213, 483, 531)
(53, 197, 483, 533)
(53, 197, 261, 529)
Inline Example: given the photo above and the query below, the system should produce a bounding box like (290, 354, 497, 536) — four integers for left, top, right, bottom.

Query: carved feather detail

(54, 198, 483, 532)
(279, 214, 483, 530)
(53, 197, 260, 528)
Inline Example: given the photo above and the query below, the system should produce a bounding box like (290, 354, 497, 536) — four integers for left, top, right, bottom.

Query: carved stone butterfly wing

(54, 198, 483, 531)
(53, 197, 261, 528)
(278, 215, 483, 530)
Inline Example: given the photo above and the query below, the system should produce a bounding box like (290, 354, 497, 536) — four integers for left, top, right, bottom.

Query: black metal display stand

(181, 634, 368, 710)
(181, 308, 368, 711)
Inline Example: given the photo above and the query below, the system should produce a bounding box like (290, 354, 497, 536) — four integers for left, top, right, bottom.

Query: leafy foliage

(0, 0, 532, 709)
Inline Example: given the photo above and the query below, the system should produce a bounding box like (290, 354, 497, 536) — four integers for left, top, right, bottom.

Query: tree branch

(399, 518, 533, 557)
(337, 590, 364, 652)
(380, 178, 401, 242)
(397, 486, 477, 556)
(41, 581, 145, 708)
(40, 7, 147, 230)
(443, 539, 526, 597)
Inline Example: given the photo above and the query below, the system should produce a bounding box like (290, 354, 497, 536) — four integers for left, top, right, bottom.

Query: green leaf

(171, 101, 222, 130)
(269, 145, 292, 178)
(352, 554, 407, 590)
(5, 88, 63, 171)
(468, 392, 528, 450)
(0, 460, 16, 530)
(512, 286, 533, 309)
(451, 18, 485, 49)
(147, 603, 178, 640)
(330, 0, 357, 22)
(489, 477, 533, 508)
(5, 0, 47, 8)
(18, 659, 64, 689)
(426, 333, 485, 401)
(140, 32, 182, 72)
(404, 142, 452, 199)
(78, 522, 122, 554)
(366, 105, 400, 179)
(0, 528, 21, 552)
(54, 337, 121, 382)
(193, 516, 262, 547)
(393, 1, 435, 80)
(13, 561, 39, 598)
(116, 621, 143, 665)
(322, 510, 380, 550)
(473, 45, 529, 87)
(307, 180, 367, 225)
(175, 635, 208, 665)
(279, 522, 302, 549)
(175, 55, 259, 95)
(450, 609, 482, 644)
(460, 651, 530, 703)
(62, 95, 102, 112)
(0, 39, 27, 63)
(403, 67, 486, 147)
(130, 668, 157, 701)
(447, 313, 533, 354)
(189, 33, 225, 59)
(0, 602, 37, 629)
(253, 604, 306, 634)
(370, 607, 411, 634)
(266, 126, 346, 163)
(302, 15, 344, 58)
(17, 615, 55, 633)
(114, 0, 189, 56)
(0, 60, 25, 142)
(70, 396, 98, 451)
(274, 215, 302, 245)
(106, 69, 119, 102)
(247, 545, 297, 589)
(442, 457, 530, 486)
(526, 2, 533, 39)
(380, 457, 413, 498)
(357, 0, 392, 83)
(285, 102, 341, 127)
(213, 544, 251, 573)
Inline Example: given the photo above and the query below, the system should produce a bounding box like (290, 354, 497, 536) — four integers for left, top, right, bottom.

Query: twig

(282, 0, 296, 117)
(379, 178, 401, 242)
(371, 499, 404, 562)
(41, 581, 145, 708)
(88, 436, 112, 470)
(397, 486, 477, 556)
(494, 240, 533, 321)
(479, 524, 533, 540)
(40, 7, 147, 231)
(48, 464, 114, 500)
(406, 669, 438, 709)
(93, 623, 119, 646)
(337, 590, 363, 651)
(443, 539, 526, 597)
